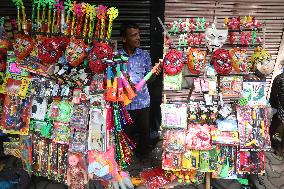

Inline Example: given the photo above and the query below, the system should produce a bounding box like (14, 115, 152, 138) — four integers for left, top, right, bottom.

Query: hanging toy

(240, 31, 252, 46)
(135, 61, 162, 92)
(187, 48, 205, 75)
(211, 48, 232, 75)
(87, 5, 96, 43)
(116, 64, 124, 102)
(229, 32, 236, 45)
(120, 62, 136, 101)
(251, 47, 275, 76)
(63, 0, 73, 35)
(163, 49, 184, 75)
(13, 34, 34, 62)
(70, 1, 77, 36)
(54, 0, 64, 33)
(37, 36, 69, 65)
(82, 3, 91, 38)
(65, 37, 87, 67)
(105, 62, 117, 102)
(47, 0, 55, 33)
(88, 41, 113, 74)
(205, 22, 228, 53)
(74, 2, 85, 36)
(95, 5, 108, 39)
(229, 48, 249, 73)
(11, 0, 23, 32)
(40, 0, 48, 32)
(107, 7, 119, 39)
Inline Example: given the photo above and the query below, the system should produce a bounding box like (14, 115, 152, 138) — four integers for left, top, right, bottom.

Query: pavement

(1, 140, 284, 189)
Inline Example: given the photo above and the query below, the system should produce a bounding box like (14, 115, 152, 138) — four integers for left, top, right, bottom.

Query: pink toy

(67, 152, 88, 189)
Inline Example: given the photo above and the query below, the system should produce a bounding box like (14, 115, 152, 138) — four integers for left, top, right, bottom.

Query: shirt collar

(118, 48, 142, 57)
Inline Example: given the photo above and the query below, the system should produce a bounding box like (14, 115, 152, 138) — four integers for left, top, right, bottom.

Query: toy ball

(88, 42, 113, 74)
(251, 47, 275, 76)
(229, 48, 249, 73)
(187, 48, 205, 74)
(211, 48, 232, 75)
(239, 97, 248, 106)
(163, 49, 184, 75)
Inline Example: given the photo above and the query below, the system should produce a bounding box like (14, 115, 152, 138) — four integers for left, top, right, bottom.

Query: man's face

(123, 28, 140, 49)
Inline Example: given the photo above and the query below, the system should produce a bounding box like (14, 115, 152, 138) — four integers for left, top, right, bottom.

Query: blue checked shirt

(118, 48, 152, 110)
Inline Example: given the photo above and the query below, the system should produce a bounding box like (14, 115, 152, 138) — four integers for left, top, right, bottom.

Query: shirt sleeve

(144, 51, 152, 73)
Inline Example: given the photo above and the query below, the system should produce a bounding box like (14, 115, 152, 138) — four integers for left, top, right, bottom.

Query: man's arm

(146, 59, 162, 84)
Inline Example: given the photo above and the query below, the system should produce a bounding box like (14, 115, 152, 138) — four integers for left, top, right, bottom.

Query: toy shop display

(0, 0, 152, 187)
(161, 14, 272, 188)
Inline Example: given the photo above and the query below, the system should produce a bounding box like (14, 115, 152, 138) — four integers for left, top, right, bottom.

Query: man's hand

(152, 59, 163, 76)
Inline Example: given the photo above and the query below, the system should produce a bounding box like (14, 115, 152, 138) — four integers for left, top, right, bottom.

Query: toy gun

(135, 61, 162, 92)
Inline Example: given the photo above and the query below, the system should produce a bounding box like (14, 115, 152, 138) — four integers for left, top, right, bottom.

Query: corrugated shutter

(0, 0, 151, 51)
(163, 0, 284, 102)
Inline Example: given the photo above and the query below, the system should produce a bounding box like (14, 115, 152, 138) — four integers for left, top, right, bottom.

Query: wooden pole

(206, 172, 211, 189)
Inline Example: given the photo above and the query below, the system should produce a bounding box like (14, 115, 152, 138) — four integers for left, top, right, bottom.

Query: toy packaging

(161, 103, 188, 129)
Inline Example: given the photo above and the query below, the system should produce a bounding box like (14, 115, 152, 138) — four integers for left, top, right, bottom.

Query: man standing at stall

(118, 21, 161, 157)
(270, 67, 284, 156)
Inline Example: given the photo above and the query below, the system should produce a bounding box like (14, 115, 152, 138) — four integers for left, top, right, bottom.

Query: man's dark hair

(120, 21, 139, 37)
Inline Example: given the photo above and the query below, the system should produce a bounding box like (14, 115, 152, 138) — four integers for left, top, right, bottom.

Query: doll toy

(67, 152, 88, 189)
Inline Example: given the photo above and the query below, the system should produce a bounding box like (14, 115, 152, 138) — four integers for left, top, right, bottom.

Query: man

(118, 21, 161, 156)
(269, 71, 284, 156)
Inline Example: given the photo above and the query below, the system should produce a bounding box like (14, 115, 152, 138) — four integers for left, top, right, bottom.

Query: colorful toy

(229, 48, 249, 73)
(186, 48, 205, 75)
(163, 49, 184, 75)
(251, 47, 275, 76)
(67, 152, 88, 189)
(205, 23, 228, 53)
(211, 49, 232, 75)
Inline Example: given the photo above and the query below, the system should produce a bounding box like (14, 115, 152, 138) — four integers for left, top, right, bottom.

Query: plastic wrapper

(88, 146, 117, 180)
(70, 103, 89, 130)
(221, 76, 243, 97)
(161, 103, 187, 129)
(186, 124, 212, 150)
(162, 151, 182, 170)
(140, 167, 172, 189)
(1, 95, 31, 135)
(52, 122, 71, 144)
(31, 97, 48, 121)
(88, 106, 107, 151)
(236, 150, 265, 175)
(182, 150, 199, 170)
(212, 146, 237, 179)
(164, 129, 186, 153)
(242, 82, 266, 106)
(69, 129, 87, 153)
(20, 135, 33, 173)
(236, 105, 270, 150)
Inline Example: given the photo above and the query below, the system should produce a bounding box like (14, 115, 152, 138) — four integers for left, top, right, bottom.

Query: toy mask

(205, 23, 228, 53)
(229, 48, 249, 73)
(187, 48, 205, 74)
(211, 49, 232, 75)
(163, 49, 184, 75)
(251, 47, 275, 76)
(88, 41, 113, 74)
